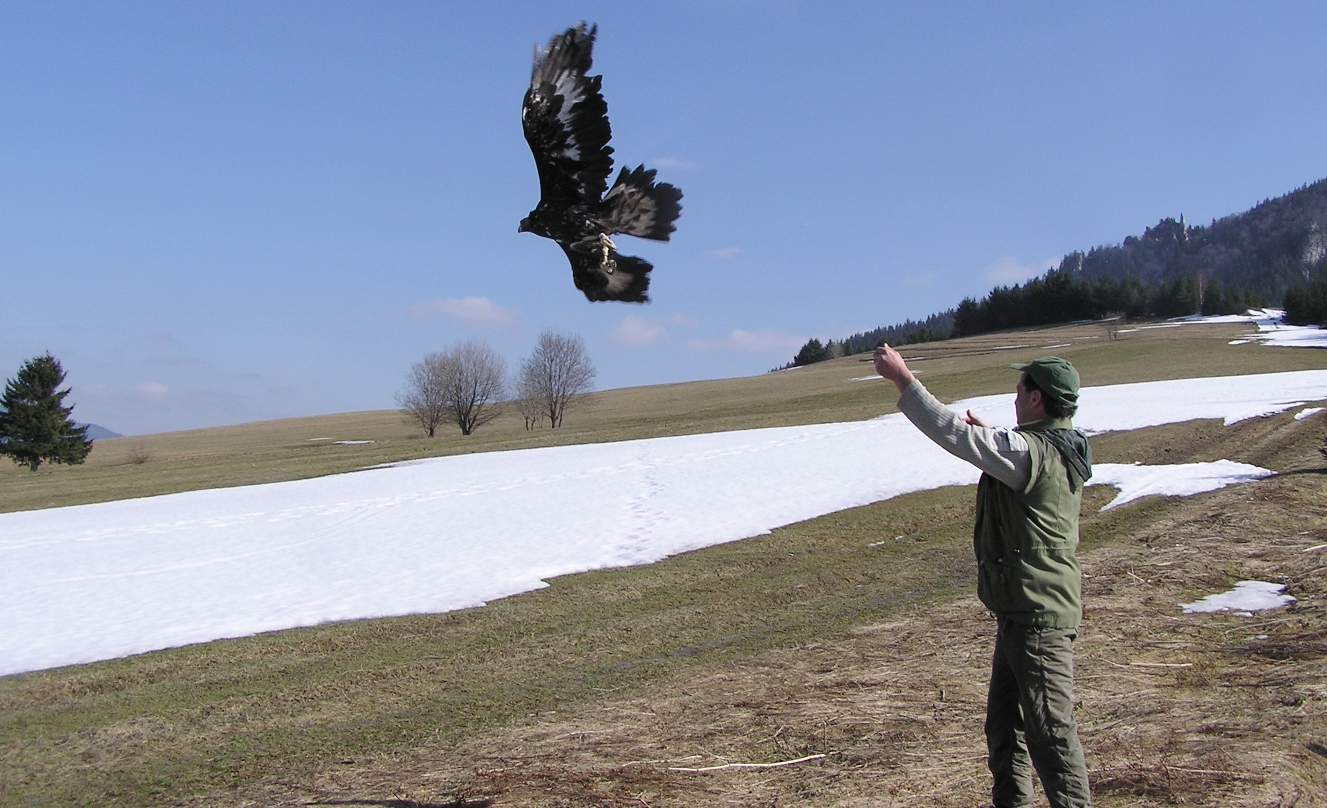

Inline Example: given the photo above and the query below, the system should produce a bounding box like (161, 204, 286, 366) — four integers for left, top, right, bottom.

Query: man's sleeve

(895, 379, 1032, 490)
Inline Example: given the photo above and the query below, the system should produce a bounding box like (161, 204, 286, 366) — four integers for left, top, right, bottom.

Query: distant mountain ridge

(1061, 177, 1327, 300)
(783, 176, 1327, 366)
(80, 424, 123, 440)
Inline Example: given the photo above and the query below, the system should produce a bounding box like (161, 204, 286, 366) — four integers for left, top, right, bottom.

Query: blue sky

(3, 2, 1325, 435)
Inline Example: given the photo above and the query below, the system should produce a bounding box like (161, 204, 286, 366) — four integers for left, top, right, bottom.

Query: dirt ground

(215, 467, 1326, 808)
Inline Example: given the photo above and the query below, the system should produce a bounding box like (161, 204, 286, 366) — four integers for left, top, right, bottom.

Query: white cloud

(132, 382, 170, 399)
(666, 314, 699, 328)
(706, 247, 741, 259)
(652, 156, 698, 170)
(145, 356, 209, 368)
(902, 271, 940, 288)
(78, 382, 170, 403)
(606, 314, 699, 347)
(687, 329, 806, 353)
(983, 255, 1060, 285)
(409, 296, 519, 327)
(607, 314, 668, 346)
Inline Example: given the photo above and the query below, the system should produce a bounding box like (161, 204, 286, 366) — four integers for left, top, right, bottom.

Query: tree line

(1283, 275, 1327, 326)
(786, 268, 1282, 367)
(779, 310, 955, 369)
(397, 330, 596, 437)
(950, 269, 1268, 337)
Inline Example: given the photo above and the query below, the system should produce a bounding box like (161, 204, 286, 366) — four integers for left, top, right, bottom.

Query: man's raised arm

(873, 345, 1031, 490)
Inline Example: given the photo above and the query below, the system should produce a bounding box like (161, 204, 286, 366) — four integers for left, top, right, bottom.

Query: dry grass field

(1, 319, 1326, 807)
(3, 318, 1325, 515)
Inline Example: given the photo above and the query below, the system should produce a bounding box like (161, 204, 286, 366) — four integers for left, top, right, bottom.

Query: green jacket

(973, 418, 1091, 628)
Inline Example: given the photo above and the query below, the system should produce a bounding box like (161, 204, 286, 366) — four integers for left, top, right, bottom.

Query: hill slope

(0, 328, 1323, 806)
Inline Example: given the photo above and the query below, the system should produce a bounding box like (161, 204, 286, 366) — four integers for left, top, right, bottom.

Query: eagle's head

(518, 215, 533, 234)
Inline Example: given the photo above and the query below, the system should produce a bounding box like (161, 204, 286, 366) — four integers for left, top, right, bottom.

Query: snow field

(2, 367, 1326, 677)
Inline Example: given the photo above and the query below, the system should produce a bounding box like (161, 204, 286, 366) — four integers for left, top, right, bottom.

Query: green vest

(973, 418, 1084, 629)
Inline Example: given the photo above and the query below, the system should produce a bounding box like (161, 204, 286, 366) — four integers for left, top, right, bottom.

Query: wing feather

(521, 23, 614, 206)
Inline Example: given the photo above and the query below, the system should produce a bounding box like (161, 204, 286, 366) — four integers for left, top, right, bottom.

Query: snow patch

(949, 369, 1327, 430)
(1232, 327, 1327, 349)
(1181, 581, 1296, 616)
(1178, 307, 1327, 350)
(1090, 461, 1273, 510)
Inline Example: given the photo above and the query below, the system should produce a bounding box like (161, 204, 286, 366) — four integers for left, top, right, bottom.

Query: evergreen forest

(785, 177, 1327, 367)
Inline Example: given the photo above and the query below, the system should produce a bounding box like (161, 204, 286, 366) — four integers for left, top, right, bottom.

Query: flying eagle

(519, 23, 682, 303)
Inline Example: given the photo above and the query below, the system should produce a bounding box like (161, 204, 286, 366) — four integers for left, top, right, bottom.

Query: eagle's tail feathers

(602, 165, 683, 241)
(567, 244, 652, 303)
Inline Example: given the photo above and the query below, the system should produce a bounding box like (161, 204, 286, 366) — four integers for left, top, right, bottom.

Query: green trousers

(986, 617, 1091, 808)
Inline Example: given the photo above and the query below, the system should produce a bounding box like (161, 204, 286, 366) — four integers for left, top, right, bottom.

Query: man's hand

(873, 344, 916, 393)
(964, 410, 991, 428)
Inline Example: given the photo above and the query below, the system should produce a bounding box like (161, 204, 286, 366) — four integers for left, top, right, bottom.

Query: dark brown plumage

(518, 23, 682, 303)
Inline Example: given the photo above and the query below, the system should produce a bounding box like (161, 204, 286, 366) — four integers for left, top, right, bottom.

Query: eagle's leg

(598, 233, 617, 273)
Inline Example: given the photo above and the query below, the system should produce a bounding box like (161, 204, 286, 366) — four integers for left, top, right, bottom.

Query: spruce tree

(0, 354, 93, 472)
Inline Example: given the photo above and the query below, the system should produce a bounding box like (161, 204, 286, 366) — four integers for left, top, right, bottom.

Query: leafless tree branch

(519, 331, 596, 429)
(398, 340, 507, 436)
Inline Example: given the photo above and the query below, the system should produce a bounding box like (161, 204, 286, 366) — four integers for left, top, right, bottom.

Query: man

(873, 345, 1093, 808)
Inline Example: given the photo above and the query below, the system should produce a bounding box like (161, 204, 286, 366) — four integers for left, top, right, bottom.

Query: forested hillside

(786, 177, 1327, 366)
(1067, 178, 1327, 298)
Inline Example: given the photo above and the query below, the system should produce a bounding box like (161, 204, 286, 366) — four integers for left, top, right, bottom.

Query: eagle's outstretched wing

(521, 23, 614, 207)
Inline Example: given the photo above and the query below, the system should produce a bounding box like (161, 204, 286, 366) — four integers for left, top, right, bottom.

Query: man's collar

(1016, 416, 1074, 433)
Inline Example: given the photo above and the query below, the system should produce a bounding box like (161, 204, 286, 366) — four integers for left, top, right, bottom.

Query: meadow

(1, 319, 1325, 807)
(3, 319, 1324, 515)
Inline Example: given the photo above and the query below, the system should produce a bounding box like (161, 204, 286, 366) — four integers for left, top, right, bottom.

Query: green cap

(1010, 356, 1080, 406)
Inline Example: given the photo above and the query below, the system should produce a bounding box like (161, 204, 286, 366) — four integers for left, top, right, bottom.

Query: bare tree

(514, 370, 546, 430)
(440, 340, 507, 436)
(1101, 312, 1126, 341)
(398, 340, 507, 436)
(519, 331, 596, 428)
(397, 355, 447, 437)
